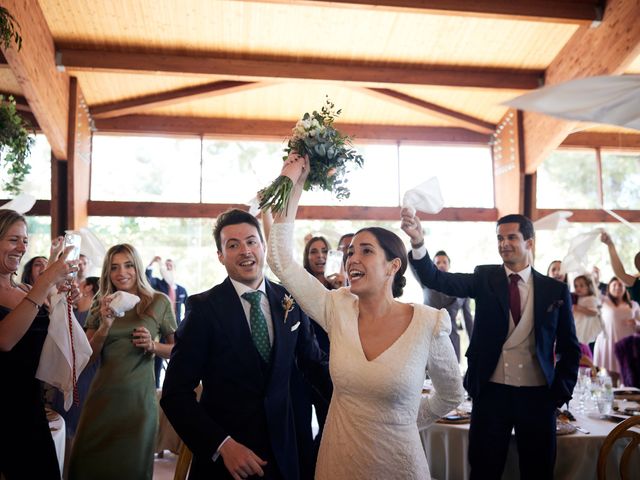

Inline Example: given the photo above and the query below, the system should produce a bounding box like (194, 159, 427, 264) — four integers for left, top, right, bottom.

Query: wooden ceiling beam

(1, 0, 69, 159)
(88, 200, 498, 221)
(522, 0, 640, 174)
(362, 87, 495, 134)
(92, 80, 265, 119)
(561, 131, 640, 150)
(56, 48, 542, 90)
(253, 1, 603, 24)
(94, 115, 490, 144)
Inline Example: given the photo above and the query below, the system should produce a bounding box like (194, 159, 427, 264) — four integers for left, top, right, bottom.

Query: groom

(161, 209, 330, 479)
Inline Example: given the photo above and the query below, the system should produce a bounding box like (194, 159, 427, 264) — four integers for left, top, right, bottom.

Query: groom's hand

(220, 438, 267, 479)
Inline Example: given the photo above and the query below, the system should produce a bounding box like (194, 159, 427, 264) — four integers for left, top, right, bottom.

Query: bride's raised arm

(266, 152, 334, 333)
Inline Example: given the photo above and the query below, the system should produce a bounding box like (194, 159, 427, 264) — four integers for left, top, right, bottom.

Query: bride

(267, 153, 464, 479)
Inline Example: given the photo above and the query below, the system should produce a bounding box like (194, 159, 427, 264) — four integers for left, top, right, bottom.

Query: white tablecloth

(420, 407, 640, 480)
(47, 409, 66, 479)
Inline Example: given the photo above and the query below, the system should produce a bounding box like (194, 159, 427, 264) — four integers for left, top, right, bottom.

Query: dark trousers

(469, 382, 556, 480)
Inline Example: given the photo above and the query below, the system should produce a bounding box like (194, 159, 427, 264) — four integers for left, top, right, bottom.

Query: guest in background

(20, 255, 48, 286)
(593, 277, 640, 379)
(146, 255, 187, 388)
(600, 232, 640, 303)
(572, 274, 601, 353)
(547, 260, 568, 284)
(69, 244, 176, 480)
(76, 253, 90, 284)
(0, 209, 79, 479)
(411, 250, 474, 361)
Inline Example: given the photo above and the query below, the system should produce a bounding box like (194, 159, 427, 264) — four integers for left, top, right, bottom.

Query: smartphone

(324, 249, 344, 279)
(64, 230, 82, 263)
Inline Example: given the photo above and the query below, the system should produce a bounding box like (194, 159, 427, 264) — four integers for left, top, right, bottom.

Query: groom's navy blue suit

(409, 252, 581, 479)
(161, 277, 330, 480)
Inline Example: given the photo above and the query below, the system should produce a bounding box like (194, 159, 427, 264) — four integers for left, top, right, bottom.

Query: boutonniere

(282, 294, 296, 324)
(546, 299, 564, 313)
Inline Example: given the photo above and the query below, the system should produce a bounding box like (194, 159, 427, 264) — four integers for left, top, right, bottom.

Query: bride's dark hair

(354, 227, 407, 298)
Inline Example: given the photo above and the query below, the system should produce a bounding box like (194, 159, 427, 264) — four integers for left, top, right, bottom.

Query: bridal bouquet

(258, 98, 365, 213)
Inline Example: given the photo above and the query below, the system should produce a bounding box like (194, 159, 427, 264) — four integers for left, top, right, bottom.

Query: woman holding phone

(0, 209, 79, 479)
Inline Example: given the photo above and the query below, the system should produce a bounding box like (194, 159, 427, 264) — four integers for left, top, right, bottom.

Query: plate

(556, 421, 577, 435)
(437, 412, 471, 424)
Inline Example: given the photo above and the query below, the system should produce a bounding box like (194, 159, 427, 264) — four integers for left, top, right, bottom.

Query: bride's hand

(284, 151, 310, 189)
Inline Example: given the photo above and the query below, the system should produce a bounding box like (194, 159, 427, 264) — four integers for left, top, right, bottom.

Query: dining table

(420, 398, 640, 480)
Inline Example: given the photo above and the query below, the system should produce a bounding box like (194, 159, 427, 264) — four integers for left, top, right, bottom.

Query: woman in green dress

(69, 244, 177, 480)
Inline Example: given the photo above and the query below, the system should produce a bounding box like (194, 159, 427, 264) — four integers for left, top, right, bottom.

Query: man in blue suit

(401, 211, 580, 480)
(161, 209, 330, 480)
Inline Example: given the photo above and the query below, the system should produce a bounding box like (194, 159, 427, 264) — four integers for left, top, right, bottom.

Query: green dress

(68, 293, 176, 480)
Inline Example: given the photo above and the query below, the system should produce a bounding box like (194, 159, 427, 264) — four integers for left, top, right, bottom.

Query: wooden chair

(173, 441, 193, 480)
(597, 415, 640, 479)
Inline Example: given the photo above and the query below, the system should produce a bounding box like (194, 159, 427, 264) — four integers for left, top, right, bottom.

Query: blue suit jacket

(145, 268, 188, 323)
(409, 252, 580, 405)
(160, 277, 330, 480)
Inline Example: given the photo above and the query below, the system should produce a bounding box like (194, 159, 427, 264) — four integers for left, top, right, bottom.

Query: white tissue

(108, 291, 140, 317)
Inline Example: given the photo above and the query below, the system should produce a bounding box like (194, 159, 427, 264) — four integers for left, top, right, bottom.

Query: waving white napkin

(108, 291, 140, 317)
(402, 177, 444, 215)
(560, 229, 603, 275)
(0, 193, 36, 213)
(36, 293, 92, 411)
(505, 75, 640, 131)
(533, 211, 573, 230)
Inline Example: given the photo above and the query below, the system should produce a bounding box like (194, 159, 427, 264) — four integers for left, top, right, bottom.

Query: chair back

(173, 442, 193, 480)
(597, 415, 640, 479)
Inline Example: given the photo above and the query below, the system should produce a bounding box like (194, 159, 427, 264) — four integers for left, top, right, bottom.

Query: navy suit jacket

(145, 267, 188, 323)
(160, 277, 330, 480)
(409, 252, 580, 405)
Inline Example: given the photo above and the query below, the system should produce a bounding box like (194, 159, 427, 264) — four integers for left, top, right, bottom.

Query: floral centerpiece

(258, 98, 364, 213)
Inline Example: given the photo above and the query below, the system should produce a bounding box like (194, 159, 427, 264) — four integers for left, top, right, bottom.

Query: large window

(91, 134, 494, 209)
(86, 216, 497, 302)
(399, 145, 494, 208)
(536, 149, 600, 209)
(91, 135, 202, 202)
(601, 151, 640, 210)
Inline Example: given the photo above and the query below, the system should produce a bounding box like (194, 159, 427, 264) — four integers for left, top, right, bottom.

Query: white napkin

(0, 193, 36, 213)
(247, 196, 260, 216)
(533, 211, 573, 230)
(36, 293, 93, 411)
(108, 291, 140, 317)
(77, 228, 107, 276)
(560, 229, 603, 275)
(402, 177, 444, 215)
(504, 75, 640, 131)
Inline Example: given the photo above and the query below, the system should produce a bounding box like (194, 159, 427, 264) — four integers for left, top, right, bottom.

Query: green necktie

(242, 291, 271, 363)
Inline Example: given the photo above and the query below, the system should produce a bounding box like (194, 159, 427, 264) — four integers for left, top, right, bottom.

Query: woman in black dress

(0, 209, 78, 479)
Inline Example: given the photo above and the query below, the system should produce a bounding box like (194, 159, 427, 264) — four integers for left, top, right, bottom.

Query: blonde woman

(69, 244, 177, 480)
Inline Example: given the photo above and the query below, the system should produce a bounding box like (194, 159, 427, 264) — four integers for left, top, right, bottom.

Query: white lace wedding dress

(268, 224, 464, 479)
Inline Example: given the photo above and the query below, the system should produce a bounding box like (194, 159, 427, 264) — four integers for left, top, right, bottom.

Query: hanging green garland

(0, 95, 34, 195)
